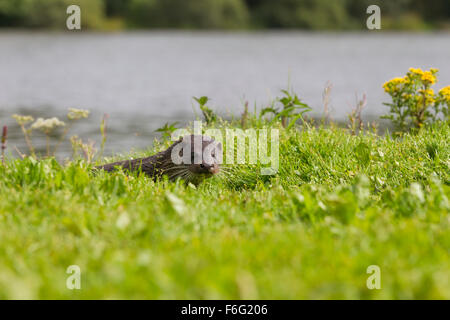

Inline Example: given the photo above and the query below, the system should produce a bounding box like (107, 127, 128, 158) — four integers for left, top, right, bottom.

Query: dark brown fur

(95, 135, 221, 184)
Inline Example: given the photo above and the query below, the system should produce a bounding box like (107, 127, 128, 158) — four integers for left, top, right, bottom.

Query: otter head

(168, 135, 222, 184)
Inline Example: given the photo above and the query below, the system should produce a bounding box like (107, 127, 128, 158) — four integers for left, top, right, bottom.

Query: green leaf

(193, 96, 209, 107)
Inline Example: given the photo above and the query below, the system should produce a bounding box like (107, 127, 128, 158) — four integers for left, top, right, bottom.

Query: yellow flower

(430, 68, 439, 74)
(407, 68, 437, 84)
(439, 85, 450, 103)
(383, 77, 405, 93)
(421, 71, 436, 85)
(418, 88, 435, 105)
(391, 77, 405, 84)
(419, 88, 434, 95)
(401, 92, 412, 99)
(409, 67, 424, 76)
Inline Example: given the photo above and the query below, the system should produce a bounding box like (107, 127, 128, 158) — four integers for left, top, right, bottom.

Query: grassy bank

(0, 120, 449, 299)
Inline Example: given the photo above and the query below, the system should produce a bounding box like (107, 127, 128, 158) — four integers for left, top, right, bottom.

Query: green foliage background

(0, 0, 449, 30)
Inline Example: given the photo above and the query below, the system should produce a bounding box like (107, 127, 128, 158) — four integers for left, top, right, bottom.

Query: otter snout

(200, 163, 220, 174)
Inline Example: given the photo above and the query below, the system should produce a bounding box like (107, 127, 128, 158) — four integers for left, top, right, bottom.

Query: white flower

(12, 114, 34, 125)
(31, 117, 66, 132)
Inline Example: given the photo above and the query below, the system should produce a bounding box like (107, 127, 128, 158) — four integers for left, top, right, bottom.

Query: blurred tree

(412, 0, 450, 23)
(245, 0, 351, 29)
(347, 0, 449, 29)
(0, 0, 29, 26)
(105, 0, 128, 17)
(126, 0, 249, 29)
(0, 0, 448, 30)
(0, 0, 104, 29)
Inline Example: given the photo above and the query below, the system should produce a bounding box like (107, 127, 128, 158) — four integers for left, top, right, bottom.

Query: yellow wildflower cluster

(383, 67, 448, 129)
(421, 71, 436, 84)
(383, 77, 406, 93)
(407, 67, 438, 85)
(418, 88, 435, 105)
(439, 86, 450, 103)
(384, 68, 441, 96)
(409, 67, 423, 75)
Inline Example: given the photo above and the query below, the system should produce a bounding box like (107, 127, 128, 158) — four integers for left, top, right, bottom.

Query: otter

(95, 135, 221, 185)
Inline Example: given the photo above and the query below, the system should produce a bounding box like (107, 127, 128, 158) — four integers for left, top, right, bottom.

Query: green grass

(0, 121, 449, 299)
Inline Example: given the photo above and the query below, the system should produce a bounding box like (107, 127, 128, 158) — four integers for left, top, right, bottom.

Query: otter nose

(200, 163, 218, 174)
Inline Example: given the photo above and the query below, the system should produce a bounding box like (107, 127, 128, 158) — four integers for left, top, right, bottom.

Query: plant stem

(99, 113, 109, 160)
(46, 133, 50, 157)
(20, 124, 35, 157)
(1, 125, 7, 165)
(54, 124, 72, 154)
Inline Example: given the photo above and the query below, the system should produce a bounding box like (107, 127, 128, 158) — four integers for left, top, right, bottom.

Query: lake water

(0, 31, 449, 157)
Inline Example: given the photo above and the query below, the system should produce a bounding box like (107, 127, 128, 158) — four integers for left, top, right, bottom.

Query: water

(0, 31, 449, 157)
